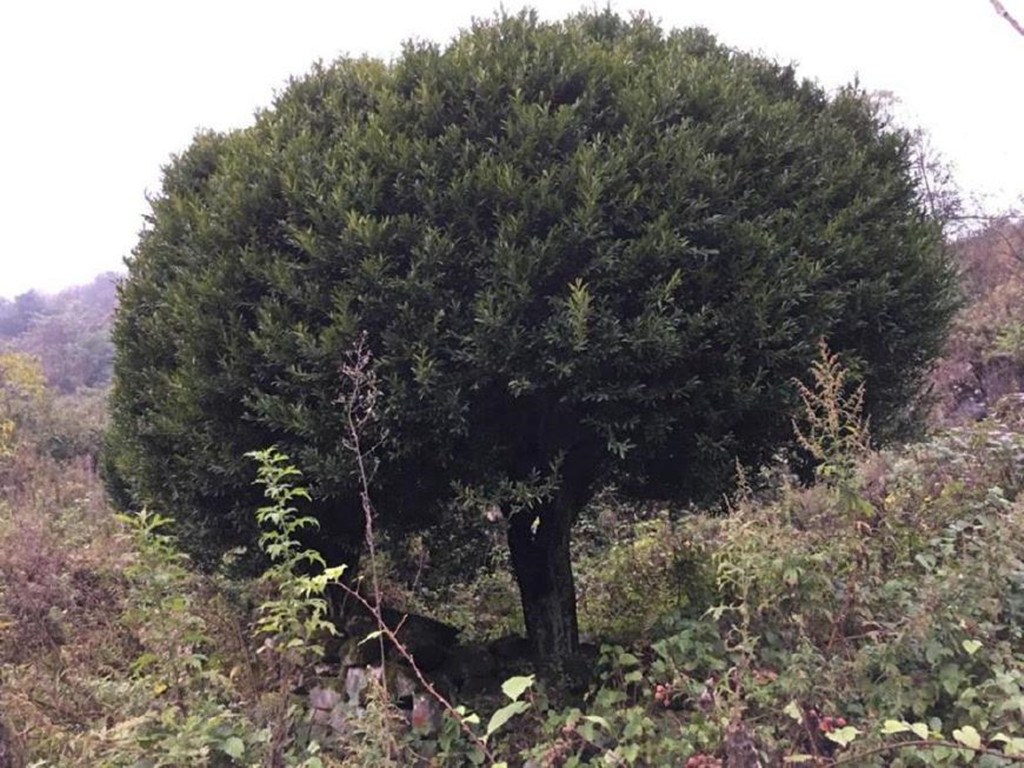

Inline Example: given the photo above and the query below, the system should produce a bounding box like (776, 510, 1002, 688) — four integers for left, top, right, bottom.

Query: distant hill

(932, 217, 1024, 423)
(0, 273, 120, 394)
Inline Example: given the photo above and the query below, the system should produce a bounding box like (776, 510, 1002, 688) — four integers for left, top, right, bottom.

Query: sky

(2, 0, 1022, 299)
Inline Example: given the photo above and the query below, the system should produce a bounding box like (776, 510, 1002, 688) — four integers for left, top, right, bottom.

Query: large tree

(107, 10, 957, 664)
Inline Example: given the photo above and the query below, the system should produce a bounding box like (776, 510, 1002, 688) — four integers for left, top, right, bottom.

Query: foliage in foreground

(5, 360, 1024, 764)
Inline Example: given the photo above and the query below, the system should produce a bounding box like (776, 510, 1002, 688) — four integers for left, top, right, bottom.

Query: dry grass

(0, 449, 135, 763)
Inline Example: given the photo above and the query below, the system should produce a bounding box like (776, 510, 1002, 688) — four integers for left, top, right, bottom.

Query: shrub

(576, 513, 715, 643)
(0, 352, 48, 458)
(108, 9, 957, 664)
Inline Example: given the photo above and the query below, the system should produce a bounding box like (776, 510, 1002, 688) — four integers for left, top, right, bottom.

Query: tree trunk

(506, 440, 599, 667)
(507, 494, 580, 665)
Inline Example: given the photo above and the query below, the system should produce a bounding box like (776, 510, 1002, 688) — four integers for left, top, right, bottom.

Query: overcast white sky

(2, 0, 1022, 299)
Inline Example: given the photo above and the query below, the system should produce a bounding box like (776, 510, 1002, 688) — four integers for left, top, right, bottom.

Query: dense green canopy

(107, 10, 957, 661)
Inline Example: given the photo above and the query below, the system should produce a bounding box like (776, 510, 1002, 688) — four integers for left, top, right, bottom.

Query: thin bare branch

(338, 332, 389, 696)
(337, 333, 497, 763)
(835, 737, 1014, 764)
(337, 582, 497, 762)
(990, 0, 1024, 36)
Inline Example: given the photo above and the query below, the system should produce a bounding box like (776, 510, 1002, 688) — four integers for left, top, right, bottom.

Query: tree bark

(991, 0, 1024, 37)
(506, 438, 599, 667)
(508, 497, 580, 665)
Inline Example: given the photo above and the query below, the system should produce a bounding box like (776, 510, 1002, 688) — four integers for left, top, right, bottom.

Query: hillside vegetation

(1, 7, 1023, 763)
(0, 218, 1023, 766)
(0, 273, 119, 395)
(933, 218, 1024, 424)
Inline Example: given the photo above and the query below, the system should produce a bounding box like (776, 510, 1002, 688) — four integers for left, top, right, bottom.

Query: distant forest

(0, 273, 120, 394)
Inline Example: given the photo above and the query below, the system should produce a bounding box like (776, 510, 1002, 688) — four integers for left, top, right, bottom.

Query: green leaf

(485, 700, 530, 739)
(620, 743, 640, 763)
(130, 652, 160, 675)
(953, 725, 981, 750)
(924, 638, 947, 664)
(500, 674, 535, 702)
(882, 720, 911, 734)
(911, 722, 930, 740)
(783, 756, 816, 764)
(931, 746, 955, 761)
(583, 715, 610, 729)
(939, 663, 963, 696)
(219, 736, 245, 759)
(962, 639, 983, 655)
(783, 701, 803, 723)
(358, 629, 384, 646)
(824, 726, 860, 747)
(994, 734, 1024, 756)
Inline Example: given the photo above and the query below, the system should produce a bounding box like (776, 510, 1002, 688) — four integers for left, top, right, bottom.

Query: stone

(437, 642, 498, 694)
(383, 608, 459, 672)
(328, 706, 349, 735)
(409, 693, 442, 734)
(309, 685, 342, 713)
(390, 664, 419, 702)
(333, 604, 460, 671)
(344, 665, 372, 704)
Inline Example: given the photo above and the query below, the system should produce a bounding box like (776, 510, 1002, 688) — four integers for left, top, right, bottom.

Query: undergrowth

(2, 342, 1024, 765)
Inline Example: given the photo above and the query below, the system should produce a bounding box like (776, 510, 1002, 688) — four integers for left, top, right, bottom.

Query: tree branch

(835, 737, 1014, 764)
(990, 0, 1024, 37)
(336, 582, 497, 762)
(338, 334, 497, 763)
